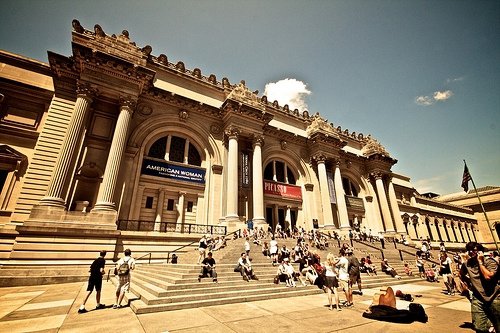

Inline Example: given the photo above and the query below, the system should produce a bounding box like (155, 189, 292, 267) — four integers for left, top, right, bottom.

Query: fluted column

(448, 220, 457, 242)
(252, 135, 265, 226)
(314, 154, 334, 227)
(373, 173, 394, 232)
(177, 191, 185, 224)
(154, 188, 165, 231)
(285, 205, 292, 229)
(438, 219, 449, 242)
(40, 83, 97, 208)
(333, 160, 350, 229)
(93, 97, 135, 211)
(387, 178, 405, 232)
(225, 127, 240, 219)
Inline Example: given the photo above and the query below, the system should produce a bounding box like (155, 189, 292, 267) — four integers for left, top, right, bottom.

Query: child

(425, 264, 437, 282)
(404, 262, 413, 276)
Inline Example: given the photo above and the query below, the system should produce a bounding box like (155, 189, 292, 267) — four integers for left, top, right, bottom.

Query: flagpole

(463, 160, 499, 252)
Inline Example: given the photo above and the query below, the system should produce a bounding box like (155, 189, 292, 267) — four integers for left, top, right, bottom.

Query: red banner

(264, 181, 302, 200)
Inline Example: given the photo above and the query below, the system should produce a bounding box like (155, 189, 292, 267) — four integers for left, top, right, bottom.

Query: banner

(327, 171, 337, 204)
(241, 152, 250, 187)
(141, 159, 205, 184)
(264, 181, 302, 200)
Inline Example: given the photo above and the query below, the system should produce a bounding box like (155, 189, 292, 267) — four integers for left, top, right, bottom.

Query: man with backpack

(78, 250, 107, 313)
(114, 248, 135, 309)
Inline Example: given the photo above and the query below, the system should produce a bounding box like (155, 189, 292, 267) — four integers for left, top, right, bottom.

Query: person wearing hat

(381, 259, 401, 279)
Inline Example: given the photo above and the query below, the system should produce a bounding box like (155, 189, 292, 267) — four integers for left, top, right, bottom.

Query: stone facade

(0, 21, 492, 263)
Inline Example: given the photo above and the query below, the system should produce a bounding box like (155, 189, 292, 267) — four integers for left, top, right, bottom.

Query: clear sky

(1, 0, 499, 195)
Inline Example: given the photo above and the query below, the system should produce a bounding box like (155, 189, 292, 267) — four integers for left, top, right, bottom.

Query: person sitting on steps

(198, 252, 218, 283)
(237, 252, 258, 281)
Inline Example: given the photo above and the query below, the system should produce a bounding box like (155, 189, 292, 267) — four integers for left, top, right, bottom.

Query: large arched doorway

(263, 159, 301, 233)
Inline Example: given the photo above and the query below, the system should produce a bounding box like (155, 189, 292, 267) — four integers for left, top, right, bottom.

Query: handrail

(164, 228, 241, 264)
(397, 248, 440, 266)
(135, 252, 152, 264)
(116, 220, 227, 235)
(317, 231, 341, 247)
(353, 239, 385, 260)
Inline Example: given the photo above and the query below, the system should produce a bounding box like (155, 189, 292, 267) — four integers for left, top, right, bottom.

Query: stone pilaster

(154, 188, 165, 231)
(93, 97, 135, 212)
(177, 191, 185, 224)
(40, 83, 97, 208)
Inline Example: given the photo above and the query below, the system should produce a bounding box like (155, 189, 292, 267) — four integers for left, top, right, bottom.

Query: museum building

(0, 21, 486, 263)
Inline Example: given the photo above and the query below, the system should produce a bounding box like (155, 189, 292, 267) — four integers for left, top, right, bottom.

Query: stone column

(438, 219, 449, 242)
(225, 127, 240, 220)
(251, 135, 265, 226)
(314, 154, 334, 227)
(154, 188, 165, 231)
(183, 139, 190, 164)
(447, 220, 457, 242)
(285, 205, 292, 230)
(164, 135, 172, 160)
(40, 84, 97, 208)
(373, 172, 394, 232)
(333, 160, 350, 229)
(387, 178, 405, 233)
(93, 97, 135, 211)
(177, 191, 185, 224)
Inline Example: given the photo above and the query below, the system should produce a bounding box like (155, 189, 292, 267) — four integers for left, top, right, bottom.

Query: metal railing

(117, 220, 227, 235)
(164, 228, 241, 264)
(352, 239, 385, 260)
(397, 248, 440, 266)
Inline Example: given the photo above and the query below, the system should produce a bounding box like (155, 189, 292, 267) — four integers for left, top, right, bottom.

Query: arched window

(147, 135, 202, 166)
(263, 160, 296, 185)
(342, 177, 358, 196)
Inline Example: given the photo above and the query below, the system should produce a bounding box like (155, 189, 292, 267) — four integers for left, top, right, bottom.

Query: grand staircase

(124, 236, 424, 314)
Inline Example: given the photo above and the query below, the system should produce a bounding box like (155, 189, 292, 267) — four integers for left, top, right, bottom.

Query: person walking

(439, 251, 455, 295)
(78, 250, 107, 313)
(347, 248, 362, 296)
(114, 248, 136, 309)
(337, 249, 352, 307)
(197, 234, 208, 264)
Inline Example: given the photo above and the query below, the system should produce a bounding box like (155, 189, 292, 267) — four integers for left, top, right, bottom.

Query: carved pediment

(362, 137, 390, 157)
(306, 113, 339, 138)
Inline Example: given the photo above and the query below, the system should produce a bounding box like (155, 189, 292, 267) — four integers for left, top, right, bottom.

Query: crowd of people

(76, 225, 499, 333)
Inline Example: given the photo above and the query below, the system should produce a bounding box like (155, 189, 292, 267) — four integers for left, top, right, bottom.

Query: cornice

(140, 87, 223, 119)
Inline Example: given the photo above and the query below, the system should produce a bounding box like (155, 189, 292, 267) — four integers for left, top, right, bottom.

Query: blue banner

(141, 159, 205, 184)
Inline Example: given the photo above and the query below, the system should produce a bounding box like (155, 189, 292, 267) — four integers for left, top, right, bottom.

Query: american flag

(461, 163, 472, 192)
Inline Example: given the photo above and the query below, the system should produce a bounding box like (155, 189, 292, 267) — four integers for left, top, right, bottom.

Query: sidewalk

(0, 278, 474, 333)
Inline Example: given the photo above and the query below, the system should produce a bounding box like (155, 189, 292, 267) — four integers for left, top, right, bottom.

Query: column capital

(370, 171, 384, 180)
(311, 153, 327, 164)
(76, 82, 98, 101)
(224, 126, 240, 140)
(178, 191, 187, 196)
(119, 95, 137, 113)
(252, 134, 265, 147)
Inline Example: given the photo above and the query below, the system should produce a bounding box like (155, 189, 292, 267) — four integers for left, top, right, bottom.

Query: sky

(1, 0, 499, 195)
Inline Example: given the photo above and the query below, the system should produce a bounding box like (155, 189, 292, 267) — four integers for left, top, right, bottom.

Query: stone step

(130, 286, 322, 314)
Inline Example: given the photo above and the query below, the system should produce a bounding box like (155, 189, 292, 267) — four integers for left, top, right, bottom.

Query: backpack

(117, 258, 130, 276)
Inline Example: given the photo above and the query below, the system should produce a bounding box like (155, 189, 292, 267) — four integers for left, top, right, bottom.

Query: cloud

(264, 78, 311, 111)
(433, 90, 453, 101)
(446, 77, 464, 84)
(415, 90, 453, 106)
(415, 95, 435, 106)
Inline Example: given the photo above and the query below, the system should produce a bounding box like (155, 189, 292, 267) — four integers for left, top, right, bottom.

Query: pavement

(0, 277, 476, 333)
